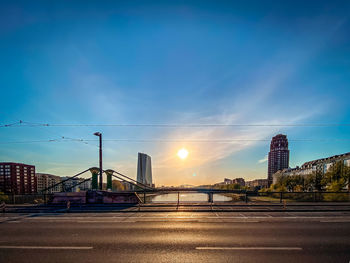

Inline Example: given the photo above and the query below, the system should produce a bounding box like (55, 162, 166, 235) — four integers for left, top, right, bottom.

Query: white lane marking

(23, 219, 262, 223)
(0, 246, 93, 250)
(320, 220, 350, 223)
(196, 247, 302, 250)
(235, 221, 260, 223)
(76, 221, 136, 223)
(135, 220, 199, 223)
(21, 216, 350, 220)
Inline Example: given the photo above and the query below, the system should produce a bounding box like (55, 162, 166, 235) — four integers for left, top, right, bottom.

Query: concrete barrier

(101, 191, 140, 204)
(51, 192, 86, 204)
(51, 191, 140, 205)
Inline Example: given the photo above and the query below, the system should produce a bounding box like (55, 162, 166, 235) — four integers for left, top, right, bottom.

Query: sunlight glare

(177, 148, 189, 159)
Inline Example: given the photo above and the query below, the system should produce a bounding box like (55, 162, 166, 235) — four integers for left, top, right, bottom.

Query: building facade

(232, 178, 245, 187)
(61, 177, 76, 192)
(272, 152, 350, 185)
(215, 178, 246, 187)
(78, 178, 91, 191)
(246, 179, 268, 189)
(268, 134, 289, 186)
(224, 178, 232, 184)
(121, 181, 134, 191)
(137, 152, 153, 187)
(0, 162, 37, 194)
(36, 173, 62, 193)
(61, 177, 91, 192)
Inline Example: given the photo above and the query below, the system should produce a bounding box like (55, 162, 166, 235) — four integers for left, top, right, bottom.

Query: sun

(177, 148, 189, 159)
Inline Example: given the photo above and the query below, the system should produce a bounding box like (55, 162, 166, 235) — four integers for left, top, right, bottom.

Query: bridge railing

(0, 193, 54, 205)
(0, 191, 349, 204)
(257, 191, 350, 203)
(130, 189, 350, 203)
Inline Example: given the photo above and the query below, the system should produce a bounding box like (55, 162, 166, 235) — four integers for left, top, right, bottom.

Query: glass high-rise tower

(137, 153, 153, 187)
(268, 134, 289, 186)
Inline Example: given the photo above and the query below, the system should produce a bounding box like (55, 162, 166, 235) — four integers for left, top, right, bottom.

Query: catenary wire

(1, 138, 350, 144)
(1, 121, 350, 128)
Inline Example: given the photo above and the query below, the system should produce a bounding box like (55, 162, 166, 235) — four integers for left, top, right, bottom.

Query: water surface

(150, 193, 232, 202)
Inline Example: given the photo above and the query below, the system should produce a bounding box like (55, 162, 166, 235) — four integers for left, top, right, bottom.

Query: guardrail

(132, 190, 350, 203)
(0, 193, 54, 204)
(256, 191, 350, 203)
(0, 191, 349, 204)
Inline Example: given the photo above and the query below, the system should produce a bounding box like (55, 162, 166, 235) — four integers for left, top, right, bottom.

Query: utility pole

(94, 132, 103, 190)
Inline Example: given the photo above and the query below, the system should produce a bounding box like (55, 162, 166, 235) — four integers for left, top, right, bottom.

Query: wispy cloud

(258, 155, 268, 164)
(153, 59, 322, 168)
(147, 56, 325, 185)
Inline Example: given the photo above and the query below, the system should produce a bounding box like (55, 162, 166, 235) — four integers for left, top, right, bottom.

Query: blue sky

(1, 0, 349, 185)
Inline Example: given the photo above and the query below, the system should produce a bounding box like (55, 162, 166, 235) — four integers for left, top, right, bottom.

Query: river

(150, 193, 232, 202)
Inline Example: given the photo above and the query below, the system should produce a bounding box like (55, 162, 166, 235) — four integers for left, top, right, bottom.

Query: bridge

(38, 167, 271, 204)
(35, 167, 350, 205)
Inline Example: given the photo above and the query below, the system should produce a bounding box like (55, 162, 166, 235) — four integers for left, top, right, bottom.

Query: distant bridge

(153, 188, 246, 193)
(39, 167, 350, 204)
(40, 167, 251, 203)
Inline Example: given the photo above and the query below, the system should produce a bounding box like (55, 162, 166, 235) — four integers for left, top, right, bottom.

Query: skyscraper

(137, 153, 153, 186)
(268, 134, 289, 186)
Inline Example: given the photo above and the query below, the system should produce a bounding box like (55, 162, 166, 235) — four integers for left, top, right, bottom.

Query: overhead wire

(1, 120, 349, 144)
(1, 121, 350, 128)
(0, 121, 98, 147)
(1, 138, 350, 144)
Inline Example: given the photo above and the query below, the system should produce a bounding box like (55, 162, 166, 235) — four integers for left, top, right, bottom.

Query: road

(0, 211, 350, 262)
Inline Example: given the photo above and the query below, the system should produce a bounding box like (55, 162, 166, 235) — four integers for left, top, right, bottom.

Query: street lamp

(94, 132, 103, 190)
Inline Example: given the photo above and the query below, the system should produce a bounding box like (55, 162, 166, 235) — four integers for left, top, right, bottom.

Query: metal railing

(131, 189, 350, 203)
(0, 193, 54, 204)
(0, 191, 349, 204)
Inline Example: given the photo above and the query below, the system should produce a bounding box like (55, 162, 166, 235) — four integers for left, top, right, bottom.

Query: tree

(233, 184, 241, 190)
(304, 173, 316, 191)
(322, 161, 350, 191)
(112, 180, 125, 191)
(314, 171, 324, 191)
(0, 192, 9, 202)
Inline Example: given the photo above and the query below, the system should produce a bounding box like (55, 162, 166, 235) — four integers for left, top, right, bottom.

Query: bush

(0, 192, 9, 203)
(323, 193, 349, 202)
(34, 198, 44, 204)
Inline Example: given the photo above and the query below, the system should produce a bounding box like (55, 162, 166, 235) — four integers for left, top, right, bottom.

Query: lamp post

(94, 132, 103, 190)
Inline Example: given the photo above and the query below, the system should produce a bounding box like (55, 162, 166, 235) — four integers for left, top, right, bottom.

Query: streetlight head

(93, 132, 101, 136)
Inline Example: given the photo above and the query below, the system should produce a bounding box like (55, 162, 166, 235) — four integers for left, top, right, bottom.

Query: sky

(0, 0, 350, 186)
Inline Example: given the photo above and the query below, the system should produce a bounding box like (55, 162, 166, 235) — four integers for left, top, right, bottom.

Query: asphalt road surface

(0, 211, 350, 263)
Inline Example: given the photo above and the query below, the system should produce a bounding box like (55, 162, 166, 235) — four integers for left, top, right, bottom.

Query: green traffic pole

(105, 170, 114, 191)
(89, 167, 99, 190)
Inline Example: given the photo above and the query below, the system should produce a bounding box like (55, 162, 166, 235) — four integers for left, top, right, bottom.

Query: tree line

(269, 160, 350, 192)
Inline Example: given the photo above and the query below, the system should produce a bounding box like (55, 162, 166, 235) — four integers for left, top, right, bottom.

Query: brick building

(0, 162, 37, 194)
